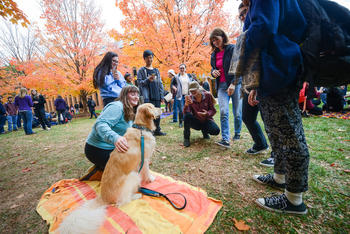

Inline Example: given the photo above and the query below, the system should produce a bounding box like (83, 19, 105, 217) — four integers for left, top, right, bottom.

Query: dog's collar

(132, 124, 152, 133)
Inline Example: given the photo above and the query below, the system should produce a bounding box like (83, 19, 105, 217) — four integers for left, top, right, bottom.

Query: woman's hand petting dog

(115, 136, 129, 152)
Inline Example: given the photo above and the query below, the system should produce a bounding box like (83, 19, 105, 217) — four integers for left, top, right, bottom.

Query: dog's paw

(132, 193, 142, 200)
(145, 174, 155, 183)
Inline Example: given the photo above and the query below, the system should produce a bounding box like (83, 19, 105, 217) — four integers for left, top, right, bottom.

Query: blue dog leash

(132, 124, 187, 210)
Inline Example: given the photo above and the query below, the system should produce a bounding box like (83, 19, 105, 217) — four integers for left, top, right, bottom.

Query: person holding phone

(137, 50, 166, 136)
(183, 81, 220, 147)
(93, 52, 126, 107)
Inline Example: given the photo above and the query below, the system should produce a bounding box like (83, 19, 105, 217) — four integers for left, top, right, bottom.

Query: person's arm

(206, 93, 217, 118)
(244, 0, 279, 62)
(28, 96, 33, 107)
(39, 95, 46, 105)
(137, 67, 149, 87)
(94, 103, 124, 145)
(157, 69, 164, 99)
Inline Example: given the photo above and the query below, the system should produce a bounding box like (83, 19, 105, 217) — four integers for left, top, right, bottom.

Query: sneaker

(179, 123, 183, 128)
(169, 120, 177, 123)
(183, 139, 190, 147)
(154, 131, 166, 136)
(255, 194, 307, 215)
(260, 157, 274, 167)
(216, 140, 231, 149)
(246, 146, 269, 155)
(47, 127, 51, 130)
(232, 134, 240, 141)
(252, 174, 285, 190)
(203, 133, 210, 139)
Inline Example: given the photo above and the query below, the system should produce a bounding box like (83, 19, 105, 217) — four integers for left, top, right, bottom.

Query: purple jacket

(54, 98, 67, 111)
(15, 95, 33, 111)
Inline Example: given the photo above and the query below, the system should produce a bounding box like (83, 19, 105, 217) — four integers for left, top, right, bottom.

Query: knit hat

(188, 81, 200, 92)
(168, 69, 176, 77)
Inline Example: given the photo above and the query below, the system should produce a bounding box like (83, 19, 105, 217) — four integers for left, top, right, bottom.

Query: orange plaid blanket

(37, 172, 222, 233)
(318, 111, 350, 120)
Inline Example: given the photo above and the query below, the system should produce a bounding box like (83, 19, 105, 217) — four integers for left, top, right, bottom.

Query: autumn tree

(0, 0, 29, 27)
(111, 0, 232, 87)
(0, 20, 39, 96)
(37, 0, 106, 109)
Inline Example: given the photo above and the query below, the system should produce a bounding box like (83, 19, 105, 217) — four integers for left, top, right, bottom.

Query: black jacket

(32, 95, 46, 111)
(210, 44, 240, 88)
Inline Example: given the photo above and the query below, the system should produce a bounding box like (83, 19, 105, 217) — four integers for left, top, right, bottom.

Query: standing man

(183, 81, 220, 147)
(137, 50, 166, 136)
(4, 96, 18, 132)
(87, 96, 97, 119)
(169, 69, 184, 127)
(0, 95, 6, 134)
(178, 64, 193, 107)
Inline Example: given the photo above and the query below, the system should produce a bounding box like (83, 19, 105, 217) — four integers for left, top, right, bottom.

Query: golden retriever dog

(59, 103, 160, 234)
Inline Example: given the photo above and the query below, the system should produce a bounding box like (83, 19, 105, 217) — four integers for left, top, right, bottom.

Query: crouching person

(183, 81, 220, 147)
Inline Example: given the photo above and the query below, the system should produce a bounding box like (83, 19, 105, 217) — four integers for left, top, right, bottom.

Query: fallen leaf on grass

(10, 204, 19, 209)
(344, 169, 350, 173)
(198, 168, 204, 173)
(16, 194, 24, 199)
(233, 218, 250, 231)
(22, 167, 31, 173)
(330, 163, 335, 167)
(30, 161, 36, 164)
(337, 128, 345, 132)
(161, 156, 167, 160)
(337, 148, 344, 152)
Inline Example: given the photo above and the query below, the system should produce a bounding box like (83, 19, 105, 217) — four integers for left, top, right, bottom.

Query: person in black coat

(87, 96, 97, 119)
(31, 90, 51, 130)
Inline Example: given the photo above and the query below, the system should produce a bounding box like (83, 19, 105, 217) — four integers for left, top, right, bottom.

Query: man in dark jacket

(4, 96, 18, 132)
(87, 96, 97, 119)
(137, 50, 166, 136)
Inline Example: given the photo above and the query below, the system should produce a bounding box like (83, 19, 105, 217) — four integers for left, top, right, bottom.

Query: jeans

(172, 99, 183, 123)
(217, 82, 242, 141)
(19, 110, 34, 134)
(17, 114, 22, 128)
(6, 115, 18, 131)
(242, 93, 268, 150)
(0, 115, 6, 133)
(90, 109, 97, 118)
(183, 113, 220, 139)
(35, 108, 51, 129)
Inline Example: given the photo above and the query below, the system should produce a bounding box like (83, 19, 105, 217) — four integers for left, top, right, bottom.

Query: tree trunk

(80, 90, 88, 113)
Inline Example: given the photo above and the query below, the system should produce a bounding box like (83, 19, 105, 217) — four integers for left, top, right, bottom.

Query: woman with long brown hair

(84, 85, 140, 171)
(15, 88, 35, 135)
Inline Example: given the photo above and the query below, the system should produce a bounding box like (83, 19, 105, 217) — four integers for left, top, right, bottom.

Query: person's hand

(172, 86, 177, 93)
(212, 70, 220, 78)
(197, 110, 208, 118)
(248, 89, 259, 106)
(184, 95, 193, 106)
(148, 74, 155, 82)
(227, 84, 235, 96)
(114, 136, 129, 153)
(33, 101, 39, 104)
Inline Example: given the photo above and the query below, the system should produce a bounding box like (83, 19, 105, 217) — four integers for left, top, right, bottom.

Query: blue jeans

(6, 115, 18, 131)
(17, 114, 22, 128)
(172, 99, 183, 123)
(217, 82, 242, 141)
(242, 93, 268, 150)
(0, 115, 6, 133)
(19, 111, 34, 134)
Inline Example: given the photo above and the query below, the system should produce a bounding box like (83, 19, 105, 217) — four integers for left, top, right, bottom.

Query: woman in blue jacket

(93, 52, 126, 107)
(210, 28, 242, 148)
(242, 0, 310, 215)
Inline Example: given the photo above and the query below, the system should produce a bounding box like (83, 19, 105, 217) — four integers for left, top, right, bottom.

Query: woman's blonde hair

(118, 86, 140, 122)
(19, 87, 27, 98)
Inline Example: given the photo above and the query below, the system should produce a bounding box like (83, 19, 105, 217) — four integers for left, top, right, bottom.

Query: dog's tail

(58, 198, 107, 234)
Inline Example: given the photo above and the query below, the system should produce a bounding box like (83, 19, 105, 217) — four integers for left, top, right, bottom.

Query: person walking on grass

(137, 50, 166, 136)
(87, 96, 97, 119)
(240, 0, 309, 215)
(183, 81, 220, 147)
(0, 95, 6, 134)
(15, 88, 35, 135)
(210, 28, 243, 149)
(4, 96, 18, 132)
(31, 89, 51, 130)
(54, 95, 67, 125)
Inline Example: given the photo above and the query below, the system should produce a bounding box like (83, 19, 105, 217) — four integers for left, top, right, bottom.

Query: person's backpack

(298, 0, 350, 87)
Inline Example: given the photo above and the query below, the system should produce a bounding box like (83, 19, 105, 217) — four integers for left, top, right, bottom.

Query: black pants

(146, 99, 162, 133)
(89, 109, 97, 118)
(35, 108, 51, 129)
(183, 113, 220, 139)
(103, 97, 116, 107)
(85, 143, 113, 170)
(57, 110, 65, 124)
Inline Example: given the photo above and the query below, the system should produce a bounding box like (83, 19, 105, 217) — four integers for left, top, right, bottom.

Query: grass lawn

(0, 108, 349, 233)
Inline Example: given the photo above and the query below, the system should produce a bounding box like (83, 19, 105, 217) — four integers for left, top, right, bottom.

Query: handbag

(164, 93, 173, 102)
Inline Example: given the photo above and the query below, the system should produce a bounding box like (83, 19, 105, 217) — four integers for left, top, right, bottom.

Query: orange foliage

(0, 0, 29, 27)
(111, 0, 233, 89)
